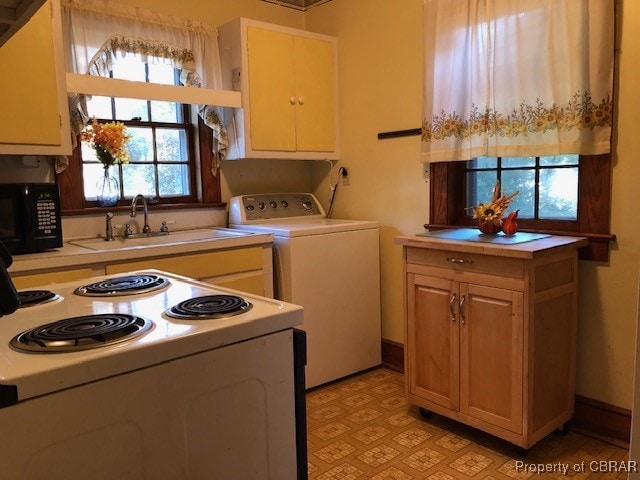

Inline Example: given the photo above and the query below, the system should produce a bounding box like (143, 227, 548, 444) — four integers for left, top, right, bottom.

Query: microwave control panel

(34, 191, 59, 236)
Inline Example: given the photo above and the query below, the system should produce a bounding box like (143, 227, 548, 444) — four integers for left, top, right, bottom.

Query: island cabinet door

(406, 273, 459, 411)
(459, 283, 524, 435)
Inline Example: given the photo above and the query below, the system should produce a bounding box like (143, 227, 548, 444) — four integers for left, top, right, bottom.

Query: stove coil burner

(74, 274, 169, 297)
(10, 313, 152, 353)
(166, 295, 252, 319)
(18, 290, 60, 308)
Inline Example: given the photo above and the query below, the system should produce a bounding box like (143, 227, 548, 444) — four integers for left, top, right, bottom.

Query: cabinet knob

(298, 97, 304, 105)
(290, 96, 296, 105)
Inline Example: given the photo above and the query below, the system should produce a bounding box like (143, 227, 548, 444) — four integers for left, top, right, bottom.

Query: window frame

(81, 107, 198, 206)
(427, 153, 615, 261)
(57, 115, 223, 213)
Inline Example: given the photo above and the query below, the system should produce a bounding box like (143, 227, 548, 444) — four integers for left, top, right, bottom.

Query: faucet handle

(123, 224, 133, 238)
(160, 220, 175, 233)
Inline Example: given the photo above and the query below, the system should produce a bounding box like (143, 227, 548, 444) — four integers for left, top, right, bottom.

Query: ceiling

(261, 0, 332, 11)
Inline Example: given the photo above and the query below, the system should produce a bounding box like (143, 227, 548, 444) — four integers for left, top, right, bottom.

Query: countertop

(9, 230, 274, 274)
(395, 229, 588, 259)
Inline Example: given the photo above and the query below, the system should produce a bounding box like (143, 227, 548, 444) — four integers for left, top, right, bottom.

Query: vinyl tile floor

(305, 368, 630, 479)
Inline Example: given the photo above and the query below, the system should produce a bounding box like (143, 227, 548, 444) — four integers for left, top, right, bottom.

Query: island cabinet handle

(446, 257, 473, 265)
(459, 295, 466, 324)
(449, 293, 457, 323)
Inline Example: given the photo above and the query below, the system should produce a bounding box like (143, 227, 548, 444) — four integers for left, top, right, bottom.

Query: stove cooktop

(166, 295, 252, 319)
(10, 313, 152, 353)
(17, 290, 61, 308)
(0, 270, 303, 406)
(74, 273, 170, 297)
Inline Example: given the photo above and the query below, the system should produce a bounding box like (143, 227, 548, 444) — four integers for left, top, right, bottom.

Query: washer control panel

(229, 193, 325, 223)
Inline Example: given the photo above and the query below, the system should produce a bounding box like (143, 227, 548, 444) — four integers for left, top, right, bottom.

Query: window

(57, 59, 222, 212)
(467, 155, 579, 221)
(428, 154, 614, 261)
(81, 59, 196, 204)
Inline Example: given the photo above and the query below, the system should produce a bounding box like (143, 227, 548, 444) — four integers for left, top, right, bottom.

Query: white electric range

(0, 270, 306, 480)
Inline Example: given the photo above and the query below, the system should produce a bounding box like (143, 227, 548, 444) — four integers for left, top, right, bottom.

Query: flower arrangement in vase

(468, 181, 519, 235)
(81, 118, 131, 206)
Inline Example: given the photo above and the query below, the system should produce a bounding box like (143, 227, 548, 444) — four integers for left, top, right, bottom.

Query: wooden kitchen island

(395, 229, 587, 449)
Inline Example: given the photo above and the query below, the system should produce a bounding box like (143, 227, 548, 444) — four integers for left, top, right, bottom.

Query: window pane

(159, 164, 190, 196)
(502, 169, 535, 218)
(539, 167, 578, 219)
(502, 156, 535, 168)
(112, 57, 146, 82)
(115, 97, 149, 122)
(81, 141, 98, 161)
(86, 95, 113, 120)
(467, 170, 497, 208)
(151, 100, 180, 123)
(540, 154, 579, 166)
(469, 156, 497, 169)
(82, 163, 106, 200)
(122, 164, 155, 198)
(148, 63, 176, 85)
(156, 129, 188, 162)
(127, 127, 154, 162)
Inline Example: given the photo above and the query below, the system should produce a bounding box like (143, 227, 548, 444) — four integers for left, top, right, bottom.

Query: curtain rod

(377, 128, 421, 140)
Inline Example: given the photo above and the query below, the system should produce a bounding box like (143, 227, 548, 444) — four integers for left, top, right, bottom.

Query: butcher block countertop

(395, 228, 588, 259)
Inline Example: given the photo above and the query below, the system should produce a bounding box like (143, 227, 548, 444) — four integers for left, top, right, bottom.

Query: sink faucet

(130, 194, 151, 233)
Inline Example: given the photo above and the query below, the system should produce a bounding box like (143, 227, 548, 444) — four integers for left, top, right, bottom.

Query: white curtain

(421, 0, 615, 163)
(59, 0, 227, 172)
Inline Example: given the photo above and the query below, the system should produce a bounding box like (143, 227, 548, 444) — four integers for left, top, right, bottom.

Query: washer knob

(258, 202, 266, 210)
(270, 201, 277, 209)
(281, 200, 289, 208)
(302, 200, 313, 210)
(246, 204, 255, 212)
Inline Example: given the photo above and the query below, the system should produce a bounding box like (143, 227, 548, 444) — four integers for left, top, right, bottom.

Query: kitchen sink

(68, 228, 253, 251)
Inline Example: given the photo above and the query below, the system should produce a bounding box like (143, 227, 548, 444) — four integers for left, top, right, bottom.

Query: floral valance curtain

(59, 0, 227, 172)
(421, 0, 615, 163)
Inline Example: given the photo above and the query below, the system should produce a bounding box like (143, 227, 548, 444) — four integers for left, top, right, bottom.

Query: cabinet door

(246, 26, 335, 154)
(12, 268, 94, 290)
(247, 27, 297, 152)
(0, 0, 70, 154)
(407, 274, 459, 411)
(459, 283, 523, 434)
(293, 35, 335, 152)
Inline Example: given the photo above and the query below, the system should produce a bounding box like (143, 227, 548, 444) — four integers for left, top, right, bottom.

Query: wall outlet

(340, 167, 350, 186)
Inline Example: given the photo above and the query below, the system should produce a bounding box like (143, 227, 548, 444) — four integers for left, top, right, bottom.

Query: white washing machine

(229, 193, 381, 389)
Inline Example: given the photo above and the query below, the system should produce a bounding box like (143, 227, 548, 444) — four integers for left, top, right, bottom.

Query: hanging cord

(327, 166, 347, 218)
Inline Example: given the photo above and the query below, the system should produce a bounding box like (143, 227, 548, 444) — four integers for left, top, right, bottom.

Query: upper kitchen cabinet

(0, 0, 71, 156)
(218, 18, 338, 160)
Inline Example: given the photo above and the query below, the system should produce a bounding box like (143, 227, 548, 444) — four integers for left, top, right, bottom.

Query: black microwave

(0, 184, 63, 255)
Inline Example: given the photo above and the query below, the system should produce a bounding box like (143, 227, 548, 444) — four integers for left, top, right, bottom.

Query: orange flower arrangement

(468, 181, 519, 233)
(81, 118, 131, 166)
